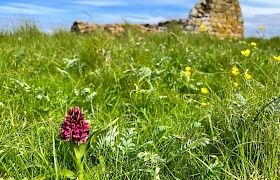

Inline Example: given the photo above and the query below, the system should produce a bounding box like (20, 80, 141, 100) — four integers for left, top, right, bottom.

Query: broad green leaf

(59, 169, 76, 179)
(33, 176, 46, 180)
(79, 143, 87, 160)
(71, 141, 81, 161)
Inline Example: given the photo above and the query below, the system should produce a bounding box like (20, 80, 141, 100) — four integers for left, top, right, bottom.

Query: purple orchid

(60, 106, 90, 143)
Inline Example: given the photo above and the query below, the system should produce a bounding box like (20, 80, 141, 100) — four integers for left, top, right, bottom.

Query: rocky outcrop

(71, 0, 244, 38)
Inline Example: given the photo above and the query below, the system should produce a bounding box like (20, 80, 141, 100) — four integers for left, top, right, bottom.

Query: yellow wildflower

(201, 102, 209, 106)
(201, 88, 209, 94)
(241, 49, 251, 57)
(185, 67, 191, 76)
(233, 82, 239, 87)
(200, 24, 206, 29)
(232, 67, 239, 72)
(244, 73, 252, 80)
(273, 56, 280, 62)
(231, 67, 239, 75)
(259, 26, 265, 30)
(250, 42, 257, 47)
(200, 24, 206, 32)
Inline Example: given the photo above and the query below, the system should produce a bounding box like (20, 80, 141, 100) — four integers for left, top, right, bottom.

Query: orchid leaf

(87, 118, 119, 149)
(71, 141, 81, 162)
(59, 169, 76, 179)
(79, 143, 87, 160)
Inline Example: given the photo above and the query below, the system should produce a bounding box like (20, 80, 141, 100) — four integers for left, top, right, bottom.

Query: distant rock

(71, 20, 100, 33)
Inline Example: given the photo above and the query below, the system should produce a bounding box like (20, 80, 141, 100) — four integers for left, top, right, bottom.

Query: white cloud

(0, 3, 67, 15)
(122, 15, 168, 24)
(241, 5, 280, 18)
(133, 0, 191, 6)
(244, 13, 280, 37)
(242, 0, 280, 6)
(239, 2, 280, 37)
(69, 11, 170, 24)
(73, 0, 128, 7)
(72, 0, 191, 7)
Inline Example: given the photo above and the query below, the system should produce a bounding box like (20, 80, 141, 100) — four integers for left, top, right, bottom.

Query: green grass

(0, 23, 280, 179)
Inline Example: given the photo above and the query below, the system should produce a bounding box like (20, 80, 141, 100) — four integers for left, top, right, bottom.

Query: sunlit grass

(0, 23, 279, 179)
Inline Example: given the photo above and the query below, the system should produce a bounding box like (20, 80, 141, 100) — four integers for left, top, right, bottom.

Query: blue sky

(0, 0, 279, 37)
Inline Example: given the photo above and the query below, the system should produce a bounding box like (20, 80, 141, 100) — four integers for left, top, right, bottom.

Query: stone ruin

(71, 0, 244, 38)
(186, 0, 244, 38)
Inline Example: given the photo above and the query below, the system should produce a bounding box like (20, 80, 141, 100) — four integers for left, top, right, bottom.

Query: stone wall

(70, 20, 160, 34)
(71, 0, 244, 38)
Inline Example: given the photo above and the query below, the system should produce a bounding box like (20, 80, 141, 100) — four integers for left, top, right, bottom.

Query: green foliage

(0, 23, 280, 179)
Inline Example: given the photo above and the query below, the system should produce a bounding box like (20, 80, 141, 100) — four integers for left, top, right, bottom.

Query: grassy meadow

(0, 23, 280, 179)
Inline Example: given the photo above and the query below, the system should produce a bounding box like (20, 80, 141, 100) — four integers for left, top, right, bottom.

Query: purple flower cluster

(60, 106, 90, 143)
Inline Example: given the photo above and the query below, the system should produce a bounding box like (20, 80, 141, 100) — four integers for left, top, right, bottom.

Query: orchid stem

(77, 157, 84, 180)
